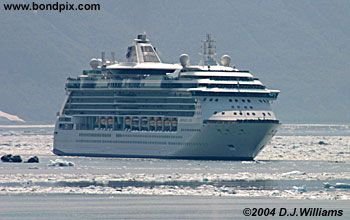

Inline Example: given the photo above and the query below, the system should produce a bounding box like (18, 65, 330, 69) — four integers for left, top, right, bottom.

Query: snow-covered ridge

(0, 111, 25, 123)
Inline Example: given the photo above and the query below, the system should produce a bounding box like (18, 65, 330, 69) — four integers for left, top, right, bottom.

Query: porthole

(203, 98, 207, 101)
(221, 112, 225, 115)
(242, 99, 246, 103)
(262, 113, 266, 116)
(247, 113, 250, 115)
(244, 106, 247, 109)
(229, 99, 232, 102)
(214, 111, 217, 114)
(237, 106, 240, 109)
(249, 106, 253, 109)
(247, 99, 251, 103)
(231, 106, 235, 109)
(235, 99, 238, 102)
(268, 112, 271, 116)
(239, 112, 243, 115)
(209, 98, 213, 101)
(215, 99, 218, 102)
(233, 112, 237, 115)
(252, 112, 256, 116)
(259, 100, 263, 103)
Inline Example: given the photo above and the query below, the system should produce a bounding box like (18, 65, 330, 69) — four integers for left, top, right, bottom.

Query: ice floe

(49, 159, 74, 167)
(281, 171, 306, 177)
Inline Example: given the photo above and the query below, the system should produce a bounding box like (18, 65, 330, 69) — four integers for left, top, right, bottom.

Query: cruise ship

(53, 34, 280, 160)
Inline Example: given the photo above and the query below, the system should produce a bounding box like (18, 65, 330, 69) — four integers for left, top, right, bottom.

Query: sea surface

(0, 124, 349, 219)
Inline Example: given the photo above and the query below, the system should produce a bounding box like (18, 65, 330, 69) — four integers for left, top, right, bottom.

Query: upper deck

(64, 34, 279, 99)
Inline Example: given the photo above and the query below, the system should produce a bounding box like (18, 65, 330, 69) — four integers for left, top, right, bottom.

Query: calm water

(0, 124, 349, 219)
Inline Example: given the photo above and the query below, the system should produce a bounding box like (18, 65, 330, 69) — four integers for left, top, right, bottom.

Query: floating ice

(281, 171, 306, 176)
(323, 182, 332, 189)
(49, 159, 74, 167)
(323, 182, 350, 189)
(334, 183, 350, 189)
(292, 185, 307, 193)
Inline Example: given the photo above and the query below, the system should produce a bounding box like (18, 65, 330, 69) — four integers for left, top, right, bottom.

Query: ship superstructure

(53, 34, 280, 160)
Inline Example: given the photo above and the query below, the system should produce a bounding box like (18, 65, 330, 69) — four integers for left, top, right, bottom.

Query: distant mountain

(0, 0, 349, 123)
(0, 110, 25, 124)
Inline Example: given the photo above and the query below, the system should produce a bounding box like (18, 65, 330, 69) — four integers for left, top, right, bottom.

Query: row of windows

(63, 110, 194, 117)
(76, 139, 166, 145)
(75, 133, 182, 140)
(69, 97, 195, 104)
(168, 142, 207, 146)
(231, 106, 254, 109)
(58, 117, 71, 122)
(70, 90, 278, 99)
(67, 82, 264, 90)
(202, 98, 270, 103)
(213, 111, 272, 116)
(200, 84, 265, 89)
(71, 90, 192, 97)
(78, 133, 111, 137)
(74, 116, 179, 132)
(180, 128, 201, 132)
(193, 91, 278, 98)
(76, 139, 206, 147)
(180, 75, 255, 81)
(116, 133, 182, 139)
(65, 104, 195, 111)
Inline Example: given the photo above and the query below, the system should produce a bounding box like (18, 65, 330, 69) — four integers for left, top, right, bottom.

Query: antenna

(111, 52, 116, 64)
(101, 52, 105, 65)
(200, 34, 218, 66)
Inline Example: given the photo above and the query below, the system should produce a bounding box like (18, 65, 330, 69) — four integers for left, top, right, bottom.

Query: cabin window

(59, 123, 73, 130)
(126, 46, 137, 62)
(141, 46, 160, 62)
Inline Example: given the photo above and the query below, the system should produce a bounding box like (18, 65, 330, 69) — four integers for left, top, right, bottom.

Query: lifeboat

(100, 117, 107, 128)
(149, 118, 155, 126)
(171, 118, 178, 126)
(125, 117, 131, 125)
(156, 118, 162, 126)
(164, 118, 170, 126)
(141, 117, 148, 125)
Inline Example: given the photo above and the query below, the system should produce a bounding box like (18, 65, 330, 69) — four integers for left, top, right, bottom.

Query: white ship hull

(53, 120, 279, 160)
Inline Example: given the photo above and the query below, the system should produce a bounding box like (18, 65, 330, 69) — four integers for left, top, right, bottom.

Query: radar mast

(200, 34, 218, 66)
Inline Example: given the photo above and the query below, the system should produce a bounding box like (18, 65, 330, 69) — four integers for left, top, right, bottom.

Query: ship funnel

(220, 55, 231, 67)
(137, 34, 147, 42)
(179, 54, 189, 67)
